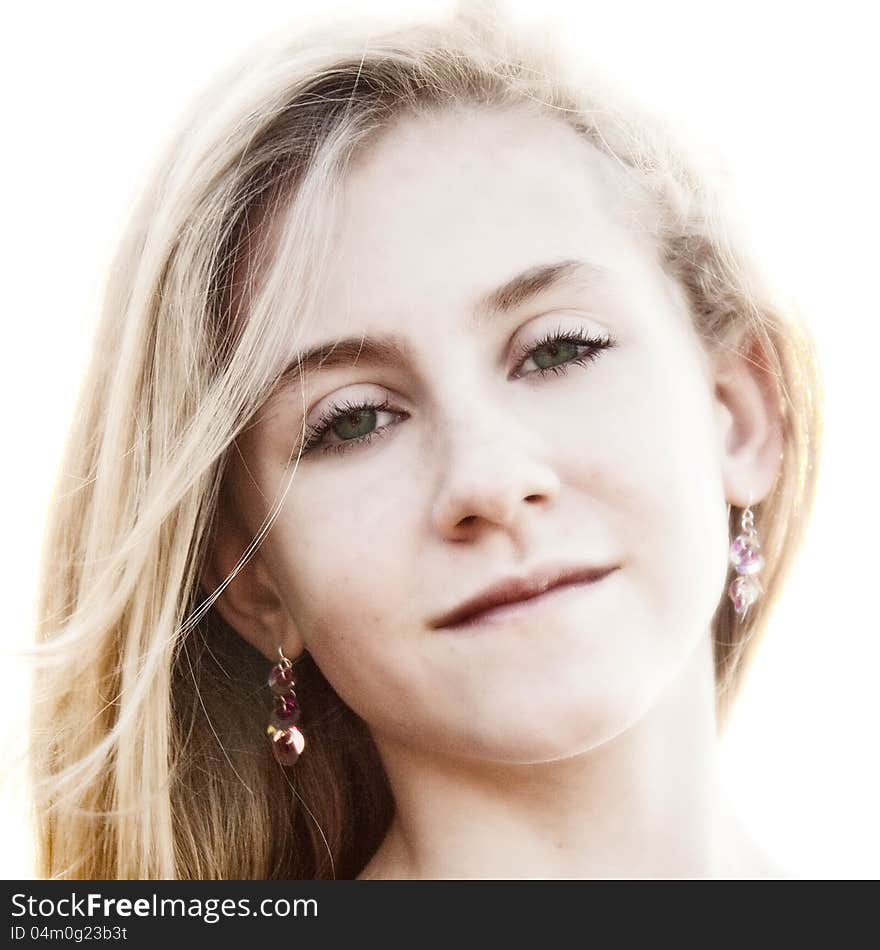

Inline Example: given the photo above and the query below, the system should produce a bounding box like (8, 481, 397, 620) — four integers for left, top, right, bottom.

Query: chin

(450, 697, 637, 764)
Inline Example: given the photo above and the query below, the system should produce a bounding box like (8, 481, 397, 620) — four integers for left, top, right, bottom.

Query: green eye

(532, 340, 578, 369)
(303, 328, 616, 458)
(303, 396, 398, 457)
(330, 408, 377, 441)
(513, 327, 615, 379)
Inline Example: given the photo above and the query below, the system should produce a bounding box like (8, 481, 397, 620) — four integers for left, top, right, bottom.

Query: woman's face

(226, 106, 749, 762)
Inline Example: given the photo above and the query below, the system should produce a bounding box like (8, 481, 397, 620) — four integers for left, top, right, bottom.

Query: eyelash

(301, 326, 616, 457)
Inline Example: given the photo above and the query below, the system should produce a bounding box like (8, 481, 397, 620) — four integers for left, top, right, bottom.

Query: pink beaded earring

(266, 646, 306, 766)
(727, 502, 765, 619)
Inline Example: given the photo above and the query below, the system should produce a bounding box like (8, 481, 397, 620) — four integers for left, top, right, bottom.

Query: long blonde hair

(30, 3, 823, 879)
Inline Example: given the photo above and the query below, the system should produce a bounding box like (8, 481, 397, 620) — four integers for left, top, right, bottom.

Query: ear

(712, 332, 785, 506)
(199, 489, 304, 664)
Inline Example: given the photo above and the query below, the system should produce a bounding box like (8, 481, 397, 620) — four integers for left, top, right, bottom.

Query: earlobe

(199, 493, 303, 663)
(713, 334, 785, 507)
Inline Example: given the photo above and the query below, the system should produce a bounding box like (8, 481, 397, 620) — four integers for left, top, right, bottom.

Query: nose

(430, 409, 561, 540)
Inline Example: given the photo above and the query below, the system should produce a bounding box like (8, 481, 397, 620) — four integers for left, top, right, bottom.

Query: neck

(358, 633, 785, 879)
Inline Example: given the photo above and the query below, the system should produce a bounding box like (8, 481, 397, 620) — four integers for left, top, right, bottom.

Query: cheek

(269, 501, 409, 626)
(562, 351, 729, 627)
(264, 501, 426, 699)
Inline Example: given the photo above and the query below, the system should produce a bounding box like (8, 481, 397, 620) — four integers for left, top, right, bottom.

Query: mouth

(434, 566, 618, 631)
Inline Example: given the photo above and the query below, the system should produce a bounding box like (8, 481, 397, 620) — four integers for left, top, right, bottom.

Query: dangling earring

(727, 501, 765, 620)
(266, 646, 305, 765)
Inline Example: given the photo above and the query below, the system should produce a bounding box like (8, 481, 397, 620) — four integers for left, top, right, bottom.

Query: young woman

(30, 5, 822, 879)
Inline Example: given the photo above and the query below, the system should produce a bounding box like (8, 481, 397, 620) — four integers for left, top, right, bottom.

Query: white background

(1, 0, 877, 878)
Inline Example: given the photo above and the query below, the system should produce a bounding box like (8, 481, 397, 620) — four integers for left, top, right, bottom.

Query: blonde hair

(30, 2, 823, 879)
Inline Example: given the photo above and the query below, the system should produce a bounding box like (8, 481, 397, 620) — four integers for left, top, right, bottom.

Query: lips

(430, 563, 617, 629)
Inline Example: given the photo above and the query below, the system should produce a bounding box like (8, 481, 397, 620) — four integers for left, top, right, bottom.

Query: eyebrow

(276, 258, 609, 387)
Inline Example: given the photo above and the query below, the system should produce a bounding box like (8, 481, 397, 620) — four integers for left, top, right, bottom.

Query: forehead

(309, 106, 660, 334)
